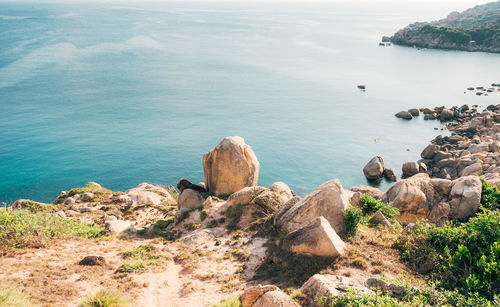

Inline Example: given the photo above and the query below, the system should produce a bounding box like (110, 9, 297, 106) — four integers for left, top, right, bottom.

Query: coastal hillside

(391, 1, 500, 53)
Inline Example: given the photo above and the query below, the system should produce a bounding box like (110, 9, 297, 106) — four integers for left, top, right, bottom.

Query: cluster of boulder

(395, 104, 483, 121)
(466, 84, 500, 96)
(397, 104, 500, 185)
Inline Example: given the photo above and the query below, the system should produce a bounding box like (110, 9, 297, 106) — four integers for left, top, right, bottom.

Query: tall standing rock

(363, 156, 384, 180)
(203, 136, 260, 195)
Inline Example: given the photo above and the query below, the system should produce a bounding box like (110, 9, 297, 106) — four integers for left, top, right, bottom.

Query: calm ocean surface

(1, 1, 499, 203)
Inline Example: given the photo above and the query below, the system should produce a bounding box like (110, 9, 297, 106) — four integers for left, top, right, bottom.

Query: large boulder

(449, 176, 482, 219)
(277, 179, 349, 233)
(226, 186, 266, 206)
(420, 144, 440, 159)
(440, 108, 455, 121)
(300, 274, 372, 301)
(203, 136, 260, 195)
(459, 162, 483, 177)
(382, 173, 481, 223)
(273, 196, 301, 225)
(282, 216, 345, 257)
(402, 162, 420, 177)
(363, 156, 384, 180)
(269, 182, 294, 205)
(177, 188, 204, 210)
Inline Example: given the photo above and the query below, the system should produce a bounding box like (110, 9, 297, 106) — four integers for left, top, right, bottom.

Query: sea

(1, 0, 499, 203)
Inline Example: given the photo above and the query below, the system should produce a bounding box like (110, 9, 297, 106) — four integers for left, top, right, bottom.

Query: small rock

(370, 210, 392, 227)
(240, 284, 279, 307)
(177, 189, 204, 210)
(383, 168, 397, 181)
(105, 220, 136, 234)
(402, 161, 419, 177)
(64, 197, 76, 205)
(395, 111, 412, 120)
(81, 192, 94, 202)
(408, 108, 419, 116)
(363, 156, 384, 180)
(79, 256, 106, 266)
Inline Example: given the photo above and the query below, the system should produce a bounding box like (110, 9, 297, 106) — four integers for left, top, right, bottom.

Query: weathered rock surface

(277, 179, 349, 233)
(203, 136, 260, 195)
(126, 183, 175, 206)
(240, 285, 279, 307)
(226, 186, 266, 207)
(402, 161, 420, 177)
(105, 220, 136, 234)
(370, 210, 392, 227)
(301, 274, 373, 301)
(349, 185, 384, 200)
(253, 290, 300, 307)
(363, 156, 385, 180)
(395, 111, 413, 119)
(449, 176, 482, 219)
(365, 277, 407, 297)
(282, 216, 345, 257)
(177, 188, 204, 210)
(272, 196, 301, 225)
(79, 256, 106, 266)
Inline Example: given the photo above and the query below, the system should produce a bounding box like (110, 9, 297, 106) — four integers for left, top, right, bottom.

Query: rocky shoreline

(2, 105, 500, 306)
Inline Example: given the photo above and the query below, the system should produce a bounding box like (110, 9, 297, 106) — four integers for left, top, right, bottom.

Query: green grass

(0, 288, 35, 307)
(344, 207, 363, 236)
(18, 201, 53, 213)
(0, 209, 106, 254)
(167, 190, 179, 201)
(117, 244, 167, 273)
(210, 296, 241, 307)
(78, 290, 131, 307)
(61, 182, 111, 202)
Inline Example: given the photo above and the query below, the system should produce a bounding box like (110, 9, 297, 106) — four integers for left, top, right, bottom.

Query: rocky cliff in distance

(391, 1, 500, 53)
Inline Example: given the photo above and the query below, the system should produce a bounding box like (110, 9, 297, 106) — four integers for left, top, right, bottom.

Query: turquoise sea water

(1, 1, 499, 203)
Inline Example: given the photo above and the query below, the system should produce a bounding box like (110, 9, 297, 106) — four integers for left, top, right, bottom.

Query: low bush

(78, 289, 131, 307)
(117, 244, 167, 273)
(210, 296, 241, 307)
(360, 195, 399, 218)
(343, 207, 362, 236)
(0, 209, 106, 254)
(396, 209, 500, 299)
(480, 178, 500, 211)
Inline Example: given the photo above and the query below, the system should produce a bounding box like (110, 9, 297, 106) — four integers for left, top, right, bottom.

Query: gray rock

(272, 196, 301, 225)
(81, 192, 94, 202)
(365, 277, 407, 298)
(395, 111, 413, 119)
(408, 108, 420, 116)
(301, 274, 373, 301)
(459, 162, 483, 176)
(282, 216, 345, 257)
(105, 220, 136, 234)
(449, 176, 482, 219)
(440, 108, 454, 121)
(421, 144, 440, 159)
(370, 210, 392, 228)
(383, 168, 397, 181)
(226, 186, 267, 207)
(349, 185, 384, 200)
(177, 188, 204, 210)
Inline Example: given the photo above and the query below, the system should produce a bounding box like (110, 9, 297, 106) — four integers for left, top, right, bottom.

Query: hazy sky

(0, 0, 494, 3)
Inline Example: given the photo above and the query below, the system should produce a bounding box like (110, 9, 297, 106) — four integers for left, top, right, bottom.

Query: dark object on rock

(383, 168, 397, 181)
(395, 111, 413, 119)
(357, 85, 366, 90)
(79, 256, 106, 266)
(177, 178, 206, 193)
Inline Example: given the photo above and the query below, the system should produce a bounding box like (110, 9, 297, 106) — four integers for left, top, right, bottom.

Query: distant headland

(390, 1, 500, 53)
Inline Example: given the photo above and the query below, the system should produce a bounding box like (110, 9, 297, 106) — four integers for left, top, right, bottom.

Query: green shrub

(200, 209, 209, 221)
(20, 201, 53, 213)
(225, 204, 243, 230)
(480, 178, 500, 211)
(315, 287, 496, 307)
(0, 288, 34, 307)
(360, 195, 399, 218)
(0, 209, 106, 254)
(66, 182, 111, 197)
(78, 289, 131, 307)
(396, 209, 500, 299)
(117, 244, 167, 273)
(343, 207, 362, 236)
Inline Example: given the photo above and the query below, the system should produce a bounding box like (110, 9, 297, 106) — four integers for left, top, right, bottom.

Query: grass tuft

(0, 288, 34, 307)
(211, 296, 241, 307)
(117, 244, 167, 273)
(78, 289, 131, 307)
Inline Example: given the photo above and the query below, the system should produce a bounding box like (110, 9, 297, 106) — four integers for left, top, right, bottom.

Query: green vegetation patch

(19, 200, 54, 213)
(360, 195, 399, 218)
(78, 289, 131, 307)
(315, 287, 495, 307)
(0, 288, 35, 307)
(396, 208, 500, 299)
(343, 207, 363, 236)
(480, 178, 500, 211)
(225, 203, 243, 230)
(117, 244, 167, 273)
(0, 209, 106, 254)
(62, 182, 112, 203)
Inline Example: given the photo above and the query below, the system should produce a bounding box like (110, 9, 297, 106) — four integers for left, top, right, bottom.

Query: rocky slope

(1, 117, 499, 306)
(391, 1, 500, 53)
